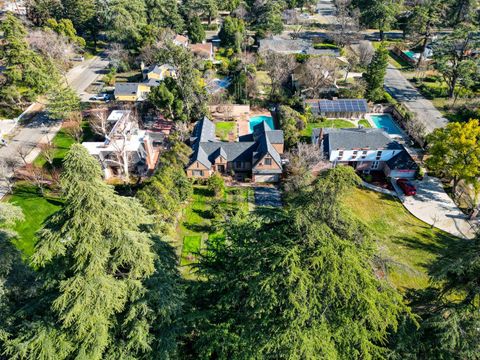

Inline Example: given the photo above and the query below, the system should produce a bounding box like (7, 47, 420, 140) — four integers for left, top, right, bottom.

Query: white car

(90, 93, 110, 101)
(72, 56, 85, 62)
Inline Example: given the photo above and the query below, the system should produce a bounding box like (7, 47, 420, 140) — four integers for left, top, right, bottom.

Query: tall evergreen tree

(2, 145, 165, 359)
(188, 167, 409, 359)
(187, 15, 206, 44)
(363, 43, 389, 101)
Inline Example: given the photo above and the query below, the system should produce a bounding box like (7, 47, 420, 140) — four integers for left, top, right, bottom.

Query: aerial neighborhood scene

(1, 0, 480, 358)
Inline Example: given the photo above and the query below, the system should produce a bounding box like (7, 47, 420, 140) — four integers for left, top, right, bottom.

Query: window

(352, 150, 358, 159)
(361, 150, 367, 159)
(376, 151, 382, 160)
(264, 158, 272, 165)
(236, 161, 244, 169)
(192, 170, 204, 176)
(337, 150, 344, 161)
(371, 161, 379, 170)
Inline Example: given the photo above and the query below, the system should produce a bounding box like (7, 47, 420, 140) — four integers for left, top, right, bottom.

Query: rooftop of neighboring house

(114, 83, 141, 97)
(143, 63, 175, 76)
(305, 98, 369, 114)
(188, 117, 284, 170)
(313, 128, 404, 151)
(174, 34, 189, 46)
(82, 130, 149, 156)
(189, 42, 213, 58)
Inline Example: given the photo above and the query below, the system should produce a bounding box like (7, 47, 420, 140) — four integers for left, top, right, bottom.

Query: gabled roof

(316, 128, 403, 151)
(190, 116, 216, 144)
(189, 43, 213, 57)
(386, 150, 419, 170)
(188, 117, 284, 171)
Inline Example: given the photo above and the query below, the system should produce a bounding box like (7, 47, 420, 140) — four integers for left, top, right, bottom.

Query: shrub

(207, 173, 225, 198)
(313, 43, 339, 50)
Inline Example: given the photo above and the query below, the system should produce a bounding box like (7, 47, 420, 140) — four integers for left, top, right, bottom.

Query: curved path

(392, 176, 477, 239)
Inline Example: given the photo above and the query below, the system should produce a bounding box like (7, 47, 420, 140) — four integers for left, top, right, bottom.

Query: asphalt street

(384, 64, 448, 133)
(0, 54, 110, 199)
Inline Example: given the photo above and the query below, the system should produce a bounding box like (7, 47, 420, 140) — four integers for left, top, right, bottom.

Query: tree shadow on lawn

(193, 186, 211, 197)
(391, 232, 465, 278)
(183, 222, 213, 234)
(192, 208, 214, 220)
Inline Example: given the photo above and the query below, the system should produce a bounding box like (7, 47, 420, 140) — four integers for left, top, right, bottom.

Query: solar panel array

(318, 99, 368, 113)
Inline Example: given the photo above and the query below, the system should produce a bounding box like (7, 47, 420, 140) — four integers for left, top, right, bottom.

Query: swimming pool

(249, 115, 275, 133)
(370, 114, 403, 136)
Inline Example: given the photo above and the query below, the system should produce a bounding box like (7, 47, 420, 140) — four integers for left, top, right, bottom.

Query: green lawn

(302, 120, 356, 139)
(358, 119, 372, 128)
(344, 188, 461, 291)
(215, 121, 236, 141)
(33, 129, 75, 168)
(178, 185, 252, 270)
(7, 183, 62, 257)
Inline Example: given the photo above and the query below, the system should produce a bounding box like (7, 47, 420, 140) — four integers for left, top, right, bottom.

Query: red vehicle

(397, 178, 417, 196)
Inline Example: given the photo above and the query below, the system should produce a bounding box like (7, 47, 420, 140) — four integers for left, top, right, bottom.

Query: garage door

(255, 174, 279, 183)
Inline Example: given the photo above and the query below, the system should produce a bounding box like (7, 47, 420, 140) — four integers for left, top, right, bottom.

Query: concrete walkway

(392, 176, 477, 239)
(384, 65, 448, 134)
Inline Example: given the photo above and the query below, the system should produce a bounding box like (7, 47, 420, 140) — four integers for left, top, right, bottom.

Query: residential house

(305, 98, 369, 119)
(114, 83, 153, 102)
(82, 110, 162, 179)
(174, 34, 189, 47)
(142, 64, 177, 81)
(186, 117, 284, 182)
(189, 43, 214, 60)
(312, 127, 418, 178)
(115, 63, 177, 102)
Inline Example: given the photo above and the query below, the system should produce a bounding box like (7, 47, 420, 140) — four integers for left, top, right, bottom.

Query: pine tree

(190, 167, 410, 359)
(187, 16, 206, 44)
(363, 43, 389, 101)
(47, 85, 81, 120)
(3, 144, 159, 359)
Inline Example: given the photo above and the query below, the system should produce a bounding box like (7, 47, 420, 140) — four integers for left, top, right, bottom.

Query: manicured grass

(358, 119, 372, 128)
(301, 120, 356, 139)
(6, 183, 62, 257)
(344, 188, 461, 291)
(178, 185, 252, 269)
(256, 71, 271, 95)
(115, 70, 143, 83)
(33, 129, 75, 168)
(215, 121, 236, 141)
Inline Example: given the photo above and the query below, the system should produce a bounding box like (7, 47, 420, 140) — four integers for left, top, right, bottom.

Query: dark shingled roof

(315, 128, 403, 151)
(114, 83, 140, 96)
(188, 116, 284, 170)
(386, 150, 419, 170)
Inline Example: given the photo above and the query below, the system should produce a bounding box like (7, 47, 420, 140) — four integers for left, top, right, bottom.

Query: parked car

(90, 93, 110, 101)
(397, 178, 417, 196)
(72, 56, 85, 62)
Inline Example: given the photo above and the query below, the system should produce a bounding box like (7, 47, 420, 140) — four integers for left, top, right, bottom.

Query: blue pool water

(370, 114, 403, 135)
(249, 115, 275, 133)
(404, 50, 416, 59)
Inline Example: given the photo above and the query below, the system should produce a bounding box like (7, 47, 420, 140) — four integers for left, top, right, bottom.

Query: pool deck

(237, 111, 272, 137)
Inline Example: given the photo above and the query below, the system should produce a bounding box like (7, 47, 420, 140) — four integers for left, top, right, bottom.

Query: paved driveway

(254, 187, 282, 207)
(384, 65, 448, 134)
(393, 176, 476, 239)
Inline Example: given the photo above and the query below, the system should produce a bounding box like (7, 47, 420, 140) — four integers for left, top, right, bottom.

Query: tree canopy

(187, 166, 409, 359)
(363, 42, 389, 101)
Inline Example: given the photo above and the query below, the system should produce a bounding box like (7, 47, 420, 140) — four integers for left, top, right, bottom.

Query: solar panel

(318, 99, 367, 113)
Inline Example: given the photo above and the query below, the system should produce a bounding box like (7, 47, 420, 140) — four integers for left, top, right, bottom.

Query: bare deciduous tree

(63, 112, 83, 142)
(357, 40, 375, 67)
(25, 164, 47, 195)
(0, 158, 19, 195)
(89, 109, 137, 181)
(39, 142, 56, 167)
(15, 145, 31, 166)
(107, 43, 131, 70)
(27, 29, 76, 73)
(298, 56, 339, 97)
(262, 51, 296, 98)
(333, 0, 360, 46)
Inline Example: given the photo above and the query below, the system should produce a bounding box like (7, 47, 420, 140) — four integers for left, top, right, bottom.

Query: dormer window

(264, 158, 272, 165)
